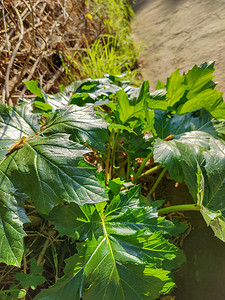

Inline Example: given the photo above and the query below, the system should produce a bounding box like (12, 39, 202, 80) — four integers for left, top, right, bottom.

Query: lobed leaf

(35, 186, 185, 299)
(148, 61, 225, 119)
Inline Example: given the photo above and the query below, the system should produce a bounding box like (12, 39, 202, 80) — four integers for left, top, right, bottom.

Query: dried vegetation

(0, 0, 111, 105)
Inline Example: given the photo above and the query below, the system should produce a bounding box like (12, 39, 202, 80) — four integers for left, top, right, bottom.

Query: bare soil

(132, 0, 225, 93)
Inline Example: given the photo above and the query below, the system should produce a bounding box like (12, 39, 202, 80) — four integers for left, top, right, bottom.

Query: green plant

(60, 0, 140, 84)
(1, 61, 225, 299)
(87, 0, 135, 53)
(73, 36, 138, 80)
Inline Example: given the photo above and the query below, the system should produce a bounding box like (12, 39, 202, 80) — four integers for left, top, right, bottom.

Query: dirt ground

(132, 0, 225, 93)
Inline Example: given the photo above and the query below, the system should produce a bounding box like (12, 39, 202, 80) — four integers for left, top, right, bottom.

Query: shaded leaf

(15, 259, 45, 290)
(153, 109, 223, 182)
(154, 109, 220, 140)
(0, 166, 29, 266)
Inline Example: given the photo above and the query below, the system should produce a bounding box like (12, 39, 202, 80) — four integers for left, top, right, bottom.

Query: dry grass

(0, 0, 109, 105)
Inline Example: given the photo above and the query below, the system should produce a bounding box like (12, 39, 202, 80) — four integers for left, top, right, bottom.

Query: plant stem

(126, 154, 130, 181)
(133, 152, 153, 183)
(111, 130, 120, 178)
(37, 238, 50, 265)
(138, 164, 162, 179)
(105, 130, 114, 182)
(158, 204, 201, 215)
(105, 145, 110, 182)
(148, 167, 167, 197)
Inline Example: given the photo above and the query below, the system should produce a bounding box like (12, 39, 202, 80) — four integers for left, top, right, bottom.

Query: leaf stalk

(133, 152, 153, 183)
(148, 167, 167, 197)
(138, 164, 162, 180)
(158, 204, 201, 215)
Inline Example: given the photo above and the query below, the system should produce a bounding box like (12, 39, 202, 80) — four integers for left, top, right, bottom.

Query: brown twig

(3, 3, 24, 105)
(8, 0, 35, 100)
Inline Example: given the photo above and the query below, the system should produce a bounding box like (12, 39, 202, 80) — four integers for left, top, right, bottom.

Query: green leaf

(153, 109, 225, 241)
(181, 138, 225, 241)
(108, 177, 125, 196)
(0, 288, 27, 299)
(33, 101, 52, 112)
(0, 168, 29, 266)
(0, 101, 41, 161)
(43, 104, 109, 153)
(45, 78, 121, 110)
(109, 82, 149, 126)
(11, 289, 27, 299)
(166, 69, 187, 107)
(148, 89, 167, 110)
(35, 186, 185, 300)
(145, 109, 156, 136)
(24, 79, 43, 98)
(186, 61, 216, 98)
(47, 186, 186, 241)
(45, 81, 84, 109)
(15, 259, 46, 290)
(75, 78, 121, 100)
(4, 133, 107, 214)
(154, 109, 220, 140)
(153, 110, 219, 182)
(156, 80, 166, 90)
(116, 89, 135, 123)
(177, 89, 225, 119)
(147, 62, 225, 119)
(108, 123, 136, 133)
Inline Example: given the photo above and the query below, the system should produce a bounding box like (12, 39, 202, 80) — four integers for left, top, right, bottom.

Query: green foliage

(61, 0, 140, 84)
(75, 37, 138, 80)
(148, 61, 225, 119)
(24, 79, 43, 99)
(87, 0, 136, 61)
(2, 62, 225, 299)
(35, 186, 184, 300)
(0, 288, 26, 299)
(15, 258, 46, 290)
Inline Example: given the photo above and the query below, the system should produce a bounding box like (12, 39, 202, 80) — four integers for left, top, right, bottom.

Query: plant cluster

(62, 0, 140, 84)
(1, 62, 225, 299)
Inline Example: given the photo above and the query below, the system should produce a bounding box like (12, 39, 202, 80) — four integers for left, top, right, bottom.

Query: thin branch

(3, 4, 24, 105)
(8, 0, 36, 99)
(57, 0, 73, 21)
(1, 1, 11, 55)
(43, 65, 65, 92)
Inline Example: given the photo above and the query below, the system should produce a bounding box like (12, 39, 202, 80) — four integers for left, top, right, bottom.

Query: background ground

(132, 0, 225, 93)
